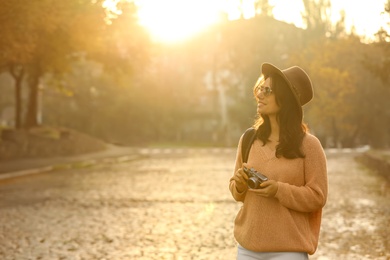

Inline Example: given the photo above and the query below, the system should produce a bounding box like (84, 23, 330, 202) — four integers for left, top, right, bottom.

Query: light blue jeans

(237, 245, 309, 260)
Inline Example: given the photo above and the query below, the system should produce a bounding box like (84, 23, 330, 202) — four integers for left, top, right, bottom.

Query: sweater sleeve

(229, 134, 248, 202)
(274, 135, 328, 213)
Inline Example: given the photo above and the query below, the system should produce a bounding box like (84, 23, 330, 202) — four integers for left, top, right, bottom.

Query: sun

(136, 0, 224, 43)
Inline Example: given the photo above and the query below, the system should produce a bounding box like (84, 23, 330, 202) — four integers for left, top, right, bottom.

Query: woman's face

(255, 77, 280, 116)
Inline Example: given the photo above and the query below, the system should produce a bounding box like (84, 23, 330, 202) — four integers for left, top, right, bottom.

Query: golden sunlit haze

(136, 0, 225, 42)
(329, 0, 390, 39)
(132, 0, 390, 43)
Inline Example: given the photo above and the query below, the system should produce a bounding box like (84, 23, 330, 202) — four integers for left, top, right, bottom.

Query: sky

(270, 0, 389, 39)
(134, 0, 390, 43)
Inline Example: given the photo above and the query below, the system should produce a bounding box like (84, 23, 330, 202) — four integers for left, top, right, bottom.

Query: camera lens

(248, 177, 260, 189)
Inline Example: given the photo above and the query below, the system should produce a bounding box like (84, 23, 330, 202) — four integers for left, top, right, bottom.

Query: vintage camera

(243, 167, 268, 189)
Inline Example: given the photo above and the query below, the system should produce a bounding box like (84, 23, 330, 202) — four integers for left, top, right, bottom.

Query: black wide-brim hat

(261, 63, 313, 106)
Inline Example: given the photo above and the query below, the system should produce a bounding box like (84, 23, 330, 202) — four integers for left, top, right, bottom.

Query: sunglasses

(255, 85, 273, 97)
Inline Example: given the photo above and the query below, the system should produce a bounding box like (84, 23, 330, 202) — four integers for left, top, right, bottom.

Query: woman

(229, 63, 328, 260)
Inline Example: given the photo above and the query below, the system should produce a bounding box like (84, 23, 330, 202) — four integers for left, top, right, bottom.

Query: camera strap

(241, 127, 257, 163)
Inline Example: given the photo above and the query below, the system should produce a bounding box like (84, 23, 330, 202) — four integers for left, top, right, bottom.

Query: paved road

(0, 149, 389, 260)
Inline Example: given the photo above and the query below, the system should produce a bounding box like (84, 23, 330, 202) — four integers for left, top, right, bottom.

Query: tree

(0, 0, 149, 128)
(369, 0, 390, 83)
(0, 0, 36, 128)
(254, 0, 274, 17)
(289, 36, 390, 148)
(301, 0, 332, 40)
(288, 39, 355, 147)
(360, 0, 390, 148)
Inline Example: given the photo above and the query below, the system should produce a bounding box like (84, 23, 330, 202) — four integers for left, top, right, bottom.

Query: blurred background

(1, 0, 389, 151)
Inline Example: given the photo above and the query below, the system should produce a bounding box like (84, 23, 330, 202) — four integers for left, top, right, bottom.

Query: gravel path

(0, 148, 388, 259)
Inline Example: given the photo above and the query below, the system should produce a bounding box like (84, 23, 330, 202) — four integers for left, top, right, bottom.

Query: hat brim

(261, 63, 301, 107)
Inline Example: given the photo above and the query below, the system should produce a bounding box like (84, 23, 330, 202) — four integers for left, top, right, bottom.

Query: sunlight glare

(270, 0, 305, 28)
(331, 0, 390, 39)
(103, 0, 122, 15)
(135, 0, 389, 43)
(137, 0, 224, 43)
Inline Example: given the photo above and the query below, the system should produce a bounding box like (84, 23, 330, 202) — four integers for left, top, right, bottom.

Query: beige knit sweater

(229, 133, 328, 255)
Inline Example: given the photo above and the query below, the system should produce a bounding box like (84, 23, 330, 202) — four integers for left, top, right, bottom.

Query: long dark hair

(253, 74, 307, 159)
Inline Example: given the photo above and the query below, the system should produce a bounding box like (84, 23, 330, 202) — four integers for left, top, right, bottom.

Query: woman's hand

(232, 164, 249, 193)
(252, 180, 279, 198)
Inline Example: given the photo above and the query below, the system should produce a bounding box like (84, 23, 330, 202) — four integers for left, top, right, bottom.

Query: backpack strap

(241, 127, 257, 163)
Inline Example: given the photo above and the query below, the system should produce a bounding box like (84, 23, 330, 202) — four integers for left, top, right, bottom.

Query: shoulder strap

(241, 127, 257, 163)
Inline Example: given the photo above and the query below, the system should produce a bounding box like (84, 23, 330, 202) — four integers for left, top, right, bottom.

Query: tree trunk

(25, 71, 41, 128)
(9, 65, 25, 129)
(15, 79, 23, 128)
(331, 117, 339, 148)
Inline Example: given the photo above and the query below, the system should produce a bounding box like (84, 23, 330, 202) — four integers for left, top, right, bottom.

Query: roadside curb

(0, 166, 54, 181)
(0, 154, 146, 181)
